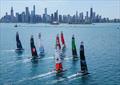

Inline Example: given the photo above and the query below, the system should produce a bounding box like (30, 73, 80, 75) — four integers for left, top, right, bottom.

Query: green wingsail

(72, 35, 78, 59)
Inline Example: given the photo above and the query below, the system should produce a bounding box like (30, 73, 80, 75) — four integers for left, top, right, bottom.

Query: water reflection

(31, 59, 39, 64)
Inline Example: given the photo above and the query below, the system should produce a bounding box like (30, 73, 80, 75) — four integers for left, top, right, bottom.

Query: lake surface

(0, 23, 120, 85)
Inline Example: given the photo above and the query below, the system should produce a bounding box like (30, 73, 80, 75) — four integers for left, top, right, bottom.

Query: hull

(15, 48, 24, 54)
(39, 47, 45, 56)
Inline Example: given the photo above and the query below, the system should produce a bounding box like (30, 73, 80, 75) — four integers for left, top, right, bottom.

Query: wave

(16, 70, 56, 83)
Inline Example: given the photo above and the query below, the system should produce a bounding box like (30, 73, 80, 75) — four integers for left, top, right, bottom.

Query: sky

(0, 0, 120, 19)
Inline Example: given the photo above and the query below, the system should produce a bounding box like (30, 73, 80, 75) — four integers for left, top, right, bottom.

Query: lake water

(0, 23, 120, 85)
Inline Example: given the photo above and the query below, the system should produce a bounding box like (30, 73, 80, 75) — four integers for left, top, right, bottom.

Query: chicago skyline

(0, 5, 119, 24)
(0, 0, 119, 19)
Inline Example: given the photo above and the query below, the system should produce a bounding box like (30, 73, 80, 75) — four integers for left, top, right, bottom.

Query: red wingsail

(56, 34, 61, 49)
(61, 32, 65, 45)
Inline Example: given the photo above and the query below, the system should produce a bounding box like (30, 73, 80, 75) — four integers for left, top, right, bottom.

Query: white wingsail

(38, 33, 45, 56)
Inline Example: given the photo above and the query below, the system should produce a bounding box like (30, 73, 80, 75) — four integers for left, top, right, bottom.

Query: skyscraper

(45, 8, 47, 16)
(44, 8, 47, 22)
(85, 11, 91, 23)
(79, 12, 84, 23)
(86, 11, 88, 19)
(90, 8, 93, 22)
(54, 10, 58, 21)
(21, 12, 25, 23)
(11, 7, 14, 16)
(59, 15, 62, 23)
(50, 13, 54, 22)
(25, 7, 30, 22)
(33, 5, 35, 15)
(75, 11, 78, 23)
(10, 7, 15, 22)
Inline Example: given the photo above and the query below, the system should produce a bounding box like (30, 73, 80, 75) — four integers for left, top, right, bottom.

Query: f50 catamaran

(80, 41, 88, 74)
(30, 35, 38, 59)
(38, 33, 45, 57)
(15, 32, 24, 54)
(72, 35, 78, 60)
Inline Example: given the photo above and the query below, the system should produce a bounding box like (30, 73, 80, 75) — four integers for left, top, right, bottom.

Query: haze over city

(0, 0, 120, 19)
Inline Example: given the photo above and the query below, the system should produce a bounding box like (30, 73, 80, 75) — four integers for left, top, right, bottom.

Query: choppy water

(0, 23, 120, 85)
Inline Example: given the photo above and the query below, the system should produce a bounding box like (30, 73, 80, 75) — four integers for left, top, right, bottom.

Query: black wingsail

(30, 35, 38, 59)
(72, 35, 78, 59)
(16, 32, 23, 50)
(80, 42, 88, 73)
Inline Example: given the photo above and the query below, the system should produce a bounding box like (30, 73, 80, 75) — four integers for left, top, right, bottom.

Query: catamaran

(30, 35, 38, 59)
(15, 32, 24, 54)
(72, 35, 78, 60)
(79, 41, 88, 74)
(38, 33, 45, 57)
(68, 41, 89, 78)
(60, 31, 66, 58)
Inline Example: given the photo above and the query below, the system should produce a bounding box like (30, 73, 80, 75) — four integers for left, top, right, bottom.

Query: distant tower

(54, 10, 58, 21)
(31, 5, 36, 23)
(85, 11, 89, 23)
(45, 8, 47, 15)
(21, 12, 25, 22)
(75, 11, 78, 23)
(11, 7, 14, 16)
(33, 5, 35, 15)
(44, 8, 47, 22)
(86, 11, 88, 19)
(25, 7, 30, 22)
(79, 12, 83, 22)
(90, 8, 93, 22)
(51, 13, 54, 22)
(10, 7, 14, 22)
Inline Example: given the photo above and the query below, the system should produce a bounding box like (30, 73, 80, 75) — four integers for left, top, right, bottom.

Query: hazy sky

(0, 0, 120, 19)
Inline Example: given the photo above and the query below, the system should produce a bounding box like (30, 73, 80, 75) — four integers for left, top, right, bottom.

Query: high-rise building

(75, 11, 78, 23)
(67, 14, 71, 23)
(59, 15, 62, 23)
(16, 13, 19, 22)
(90, 8, 93, 22)
(45, 8, 47, 16)
(54, 10, 58, 21)
(92, 12, 96, 22)
(21, 12, 25, 23)
(44, 8, 48, 22)
(30, 11, 34, 23)
(11, 7, 14, 16)
(79, 12, 84, 22)
(25, 7, 30, 22)
(85, 11, 89, 23)
(85, 11, 88, 19)
(30, 5, 36, 23)
(33, 5, 35, 15)
(10, 7, 15, 22)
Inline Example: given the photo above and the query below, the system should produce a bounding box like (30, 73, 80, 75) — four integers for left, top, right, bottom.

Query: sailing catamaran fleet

(15, 31, 89, 77)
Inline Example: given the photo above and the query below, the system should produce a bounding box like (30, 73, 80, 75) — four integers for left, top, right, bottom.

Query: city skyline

(0, 0, 120, 19)
(1, 5, 119, 24)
